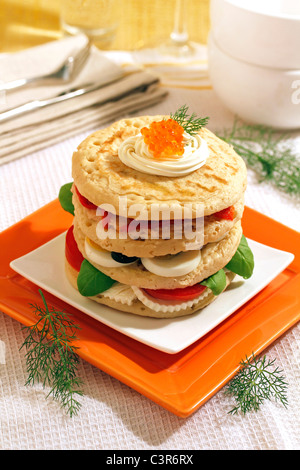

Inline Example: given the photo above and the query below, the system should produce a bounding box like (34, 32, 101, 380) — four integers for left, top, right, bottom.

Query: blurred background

(0, 0, 210, 53)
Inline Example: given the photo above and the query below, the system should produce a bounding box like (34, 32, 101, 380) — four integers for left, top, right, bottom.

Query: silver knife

(0, 72, 125, 123)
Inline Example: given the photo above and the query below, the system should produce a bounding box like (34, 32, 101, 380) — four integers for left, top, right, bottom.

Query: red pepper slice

(214, 206, 235, 220)
(144, 284, 206, 301)
(65, 225, 84, 272)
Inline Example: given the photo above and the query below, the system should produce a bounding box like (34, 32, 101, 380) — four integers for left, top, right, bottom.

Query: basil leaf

(200, 268, 227, 296)
(77, 259, 116, 297)
(225, 235, 254, 279)
(59, 182, 74, 215)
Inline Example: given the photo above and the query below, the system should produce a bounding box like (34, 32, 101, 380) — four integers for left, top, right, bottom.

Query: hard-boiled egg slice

(85, 237, 137, 268)
(141, 250, 201, 277)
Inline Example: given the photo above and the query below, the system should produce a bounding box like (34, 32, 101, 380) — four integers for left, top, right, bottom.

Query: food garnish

(219, 120, 300, 199)
(140, 105, 209, 159)
(225, 353, 288, 415)
(141, 118, 185, 159)
(20, 290, 83, 417)
(170, 104, 209, 136)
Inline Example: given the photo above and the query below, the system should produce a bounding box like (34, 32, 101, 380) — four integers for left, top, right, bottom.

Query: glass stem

(170, 0, 189, 46)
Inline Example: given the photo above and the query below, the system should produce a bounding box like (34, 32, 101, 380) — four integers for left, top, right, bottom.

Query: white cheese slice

(100, 283, 137, 305)
(131, 286, 211, 313)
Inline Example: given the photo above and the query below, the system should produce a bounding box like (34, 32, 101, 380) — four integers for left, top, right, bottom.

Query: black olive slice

(111, 252, 139, 264)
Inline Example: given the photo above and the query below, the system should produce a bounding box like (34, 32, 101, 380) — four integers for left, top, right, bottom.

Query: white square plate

(10, 233, 294, 354)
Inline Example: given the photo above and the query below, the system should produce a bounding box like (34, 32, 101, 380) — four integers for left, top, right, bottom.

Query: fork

(0, 41, 91, 92)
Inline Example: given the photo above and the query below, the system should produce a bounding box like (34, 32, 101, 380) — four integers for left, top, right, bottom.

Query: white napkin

(0, 35, 167, 164)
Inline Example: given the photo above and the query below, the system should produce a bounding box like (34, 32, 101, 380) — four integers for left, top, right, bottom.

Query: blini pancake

(72, 116, 247, 219)
(72, 186, 245, 258)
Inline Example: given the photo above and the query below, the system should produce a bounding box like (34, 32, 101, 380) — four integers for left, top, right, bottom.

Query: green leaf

(226, 235, 254, 279)
(20, 289, 83, 418)
(59, 182, 74, 215)
(218, 119, 300, 199)
(224, 353, 288, 415)
(200, 268, 227, 296)
(170, 104, 209, 136)
(77, 259, 116, 297)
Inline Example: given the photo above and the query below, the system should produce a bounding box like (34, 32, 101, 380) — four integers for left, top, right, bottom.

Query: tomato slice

(65, 225, 84, 272)
(214, 206, 235, 220)
(74, 185, 98, 210)
(144, 284, 206, 301)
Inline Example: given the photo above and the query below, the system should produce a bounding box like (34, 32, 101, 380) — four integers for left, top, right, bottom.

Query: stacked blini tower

(63, 112, 253, 318)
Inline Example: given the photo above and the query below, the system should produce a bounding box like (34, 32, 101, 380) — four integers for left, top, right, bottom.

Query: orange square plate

(1, 200, 300, 417)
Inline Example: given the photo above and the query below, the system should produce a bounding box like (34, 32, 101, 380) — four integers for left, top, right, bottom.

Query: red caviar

(141, 119, 185, 159)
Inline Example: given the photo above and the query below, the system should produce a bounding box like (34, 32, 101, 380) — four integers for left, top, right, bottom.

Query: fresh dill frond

(20, 290, 84, 417)
(224, 353, 288, 415)
(219, 120, 300, 198)
(170, 104, 209, 135)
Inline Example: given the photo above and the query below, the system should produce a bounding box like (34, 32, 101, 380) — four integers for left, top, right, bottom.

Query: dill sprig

(20, 290, 84, 417)
(219, 120, 300, 198)
(224, 353, 288, 415)
(171, 104, 209, 135)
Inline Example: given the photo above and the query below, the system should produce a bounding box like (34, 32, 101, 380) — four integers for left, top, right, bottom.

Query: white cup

(210, 0, 300, 69)
(208, 0, 300, 128)
(208, 34, 300, 129)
